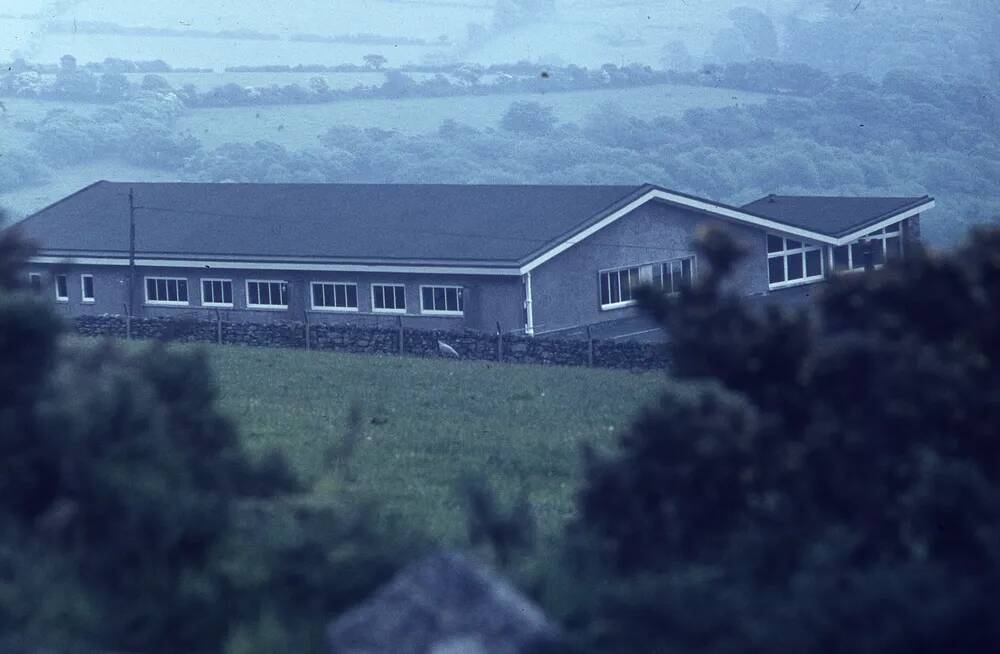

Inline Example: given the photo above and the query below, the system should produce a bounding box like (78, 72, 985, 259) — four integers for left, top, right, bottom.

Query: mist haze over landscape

(6, 4, 1000, 653)
(2, 0, 999, 245)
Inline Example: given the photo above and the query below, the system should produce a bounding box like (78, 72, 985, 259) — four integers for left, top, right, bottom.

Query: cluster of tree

(0, 219, 418, 653)
(1, 54, 843, 108)
(709, 0, 999, 82)
(0, 56, 199, 102)
(289, 32, 449, 46)
(43, 19, 282, 41)
(171, 59, 836, 108)
(539, 225, 1000, 653)
(2, 56, 204, 75)
(16, 89, 198, 173)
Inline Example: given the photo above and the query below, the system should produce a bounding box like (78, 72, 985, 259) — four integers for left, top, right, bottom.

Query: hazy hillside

(3, 0, 804, 69)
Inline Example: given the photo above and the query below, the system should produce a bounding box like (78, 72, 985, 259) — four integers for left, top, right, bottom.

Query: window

(247, 280, 288, 308)
(145, 276, 189, 305)
(55, 275, 68, 302)
(420, 285, 464, 314)
(201, 278, 233, 306)
(652, 257, 696, 295)
(311, 282, 358, 311)
(372, 284, 406, 312)
(767, 235, 824, 289)
(830, 223, 904, 273)
(28, 273, 42, 294)
(599, 266, 641, 308)
(81, 274, 95, 303)
(599, 258, 696, 309)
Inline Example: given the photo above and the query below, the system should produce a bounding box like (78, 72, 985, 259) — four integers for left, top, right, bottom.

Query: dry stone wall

(70, 315, 669, 371)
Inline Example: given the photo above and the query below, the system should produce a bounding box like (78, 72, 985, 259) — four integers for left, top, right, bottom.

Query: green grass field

(127, 341, 661, 547)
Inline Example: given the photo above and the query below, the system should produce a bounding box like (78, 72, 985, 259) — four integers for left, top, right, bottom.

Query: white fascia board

(519, 189, 840, 274)
(28, 256, 521, 276)
(518, 190, 935, 273)
(29, 256, 130, 266)
(830, 201, 934, 246)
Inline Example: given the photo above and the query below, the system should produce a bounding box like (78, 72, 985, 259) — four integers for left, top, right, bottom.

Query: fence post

(587, 325, 594, 367)
(397, 315, 404, 355)
(215, 309, 222, 345)
(123, 303, 131, 340)
(304, 311, 311, 350)
(496, 321, 503, 362)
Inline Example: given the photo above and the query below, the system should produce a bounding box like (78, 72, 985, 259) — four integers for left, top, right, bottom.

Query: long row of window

(30, 272, 94, 303)
(143, 277, 464, 315)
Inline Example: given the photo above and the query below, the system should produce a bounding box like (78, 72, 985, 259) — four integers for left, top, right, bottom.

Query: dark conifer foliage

(555, 227, 1000, 653)
(0, 226, 412, 653)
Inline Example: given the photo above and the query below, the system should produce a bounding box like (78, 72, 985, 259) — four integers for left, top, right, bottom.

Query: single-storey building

(16, 181, 934, 335)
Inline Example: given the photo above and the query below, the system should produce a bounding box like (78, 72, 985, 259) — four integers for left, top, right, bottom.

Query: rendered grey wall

(25, 264, 523, 333)
(528, 200, 769, 334)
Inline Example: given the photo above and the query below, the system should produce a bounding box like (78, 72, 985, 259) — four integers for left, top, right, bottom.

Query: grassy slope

(172, 342, 660, 546)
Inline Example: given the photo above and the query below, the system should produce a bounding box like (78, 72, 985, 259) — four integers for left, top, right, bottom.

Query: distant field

(177, 83, 774, 148)
(0, 161, 180, 219)
(98, 340, 661, 546)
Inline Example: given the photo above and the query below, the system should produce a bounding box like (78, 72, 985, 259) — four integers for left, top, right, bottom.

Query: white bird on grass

(438, 340, 460, 359)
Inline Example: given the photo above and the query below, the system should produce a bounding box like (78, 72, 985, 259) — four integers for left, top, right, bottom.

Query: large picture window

(247, 280, 288, 308)
(201, 278, 233, 307)
(372, 284, 406, 312)
(145, 277, 189, 305)
(420, 285, 464, 315)
(831, 223, 903, 272)
(767, 235, 824, 289)
(311, 282, 358, 311)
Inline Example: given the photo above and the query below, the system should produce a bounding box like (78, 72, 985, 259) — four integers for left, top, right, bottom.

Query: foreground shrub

(550, 226, 1000, 653)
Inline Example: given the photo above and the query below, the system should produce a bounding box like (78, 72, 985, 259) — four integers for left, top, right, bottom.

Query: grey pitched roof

(740, 195, 931, 238)
(17, 181, 644, 266)
(15, 182, 934, 267)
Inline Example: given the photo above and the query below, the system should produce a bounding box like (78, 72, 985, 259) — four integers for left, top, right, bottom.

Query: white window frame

(599, 257, 696, 310)
(144, 276, 190, 306)
(419, 285, 464, 316)
(246, 279, 289, 310)
(55, 274, 68, 302)
(200, 278, 234, 307)
(651, 256, 697, 296)
(767, 234, 825, 290)
(80, 274, 95, 303)
(829, 223, 905, 274)
(310, 281, 359, 312)
(371, 283, 407, 314)
(599, 265, 642, 310)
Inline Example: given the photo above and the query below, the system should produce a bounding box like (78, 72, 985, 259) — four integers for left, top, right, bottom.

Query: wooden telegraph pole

(127, 188, 136, 339)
